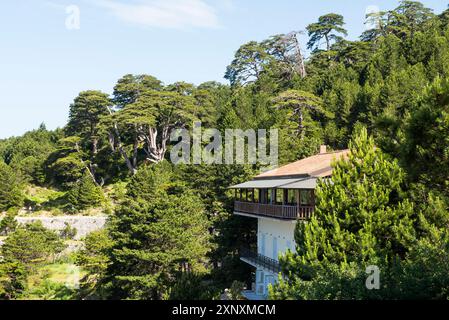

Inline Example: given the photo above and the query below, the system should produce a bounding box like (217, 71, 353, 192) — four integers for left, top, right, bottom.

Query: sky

(0, 0, 447, 138)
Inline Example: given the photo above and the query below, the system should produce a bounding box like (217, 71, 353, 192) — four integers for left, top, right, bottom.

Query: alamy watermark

(65, 5, 80, 30)
(170, 122, 278, 169)
(366, 265, 380, 290)
(65, 265, 80, 290)
(365, 5, 381, 31)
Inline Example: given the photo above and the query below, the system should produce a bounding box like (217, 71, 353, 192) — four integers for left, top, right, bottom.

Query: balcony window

(275, 189, 283, 205)
(260, 189, 269, 204)
(300, 190, 313, 206)
(266, 189, 271, 204)
(287, 189, 297, 205)
(254, 189, 260, 203)
(246, 189, 252, 202)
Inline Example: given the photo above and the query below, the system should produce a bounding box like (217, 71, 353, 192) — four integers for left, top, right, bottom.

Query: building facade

(231, 147, 349, 300)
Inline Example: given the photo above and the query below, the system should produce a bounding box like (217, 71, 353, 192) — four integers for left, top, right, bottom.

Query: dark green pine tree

(402, 77, 449, 198)
(271, 128, 418, 300)
(306, 13, 348, 51)
(0, 210, 18, 236)
(0, 162, 24, 211)
(65, 90, 111, 157)
(67, 170, 104, 211)
(104, 162, 212, 300)
(0, 261, 27, 300)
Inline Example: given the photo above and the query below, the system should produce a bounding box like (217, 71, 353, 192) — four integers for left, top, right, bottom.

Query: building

(230, 146, 349, 300)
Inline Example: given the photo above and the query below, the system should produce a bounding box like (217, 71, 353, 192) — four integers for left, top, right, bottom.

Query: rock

(14, 216, 108, 240)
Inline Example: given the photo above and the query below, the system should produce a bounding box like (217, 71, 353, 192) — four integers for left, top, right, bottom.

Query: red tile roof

(257, 150, 350, 179)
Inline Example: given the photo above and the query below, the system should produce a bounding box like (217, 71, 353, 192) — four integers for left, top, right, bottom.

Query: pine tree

(0, 210, 18, 235)
(0, 162, 24, 211)
(104, 162, 212, 300)
(271, 128, 417, 299)
(1, 221, 65, 267)
(67, 170, 104, 211)
(0, 261, 27, 300)
(402, 77, 449, 197)
(307, 13, 348, 51)
(66, 90, 111, 157)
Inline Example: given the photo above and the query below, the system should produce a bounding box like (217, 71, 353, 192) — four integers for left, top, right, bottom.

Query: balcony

(240, 248, 282, 274)
(234, 201, 314, 220)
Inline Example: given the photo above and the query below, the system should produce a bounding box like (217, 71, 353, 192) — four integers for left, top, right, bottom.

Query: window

(257, 270, 264, 283)
(300, 190, 313, 206)
(275, 189, 283, 205)
(264, 275, 275, 295)
(266, 189, 272, 204)
(286, 240, 291, 252)
(259, 189, 266, 204)
(254, 189, 260, 203)
(287, 189, 297, 205)
(248, 189, 254, 202)
(286, 240, 295, 252)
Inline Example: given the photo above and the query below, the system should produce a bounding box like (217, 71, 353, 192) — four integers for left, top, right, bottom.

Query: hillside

(1, 1, 449, 300)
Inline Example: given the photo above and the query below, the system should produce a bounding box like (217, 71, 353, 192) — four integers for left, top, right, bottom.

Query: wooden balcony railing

(240, 248, 282, 274)
(234, 201, 314, 220)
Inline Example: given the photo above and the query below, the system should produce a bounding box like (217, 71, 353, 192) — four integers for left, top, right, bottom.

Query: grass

(25, 185, 66, 205)
(22, 185, 68, 216)
(24, 260, 87, 300)
(20, 184, 110, 217)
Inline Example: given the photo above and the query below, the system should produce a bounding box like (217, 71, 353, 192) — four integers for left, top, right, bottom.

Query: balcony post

(296, 189, 300, 211)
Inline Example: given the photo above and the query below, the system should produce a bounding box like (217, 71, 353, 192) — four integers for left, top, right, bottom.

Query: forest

(1, 0, 449, 300)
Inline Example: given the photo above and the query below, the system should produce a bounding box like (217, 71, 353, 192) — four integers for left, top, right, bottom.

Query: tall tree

(262, 32, 308, 80)
(104, 163, 211, 299)
(0, 162, 24, 211)
(110, 89, 197, 169)
(307, 13, 348, 51)
(389, 0, 434, 38)
(402, 77, 449, 197)
(225, 41, 272, 86)
(104, 75, 206, 174)
(66, 91, 111, 184)
(272, 90, 326, 141)
(361, 11, 390, 41)
(113, 74, 163, 109)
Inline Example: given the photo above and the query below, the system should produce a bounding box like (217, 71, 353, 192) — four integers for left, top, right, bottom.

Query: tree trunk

(106, 106, 138, 175)
(92, 137, 98, 155)
(75, 142, 101, 186)
(298, 110, 305, 141)
(143, 127, 167, 163)
(292, 33, 307, 78)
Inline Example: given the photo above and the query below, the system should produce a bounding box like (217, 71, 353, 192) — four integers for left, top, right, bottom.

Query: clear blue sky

(0, 0, 447, 138)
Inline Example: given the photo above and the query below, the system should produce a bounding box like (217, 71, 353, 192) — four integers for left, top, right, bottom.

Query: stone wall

(15, 216, 108, 240)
